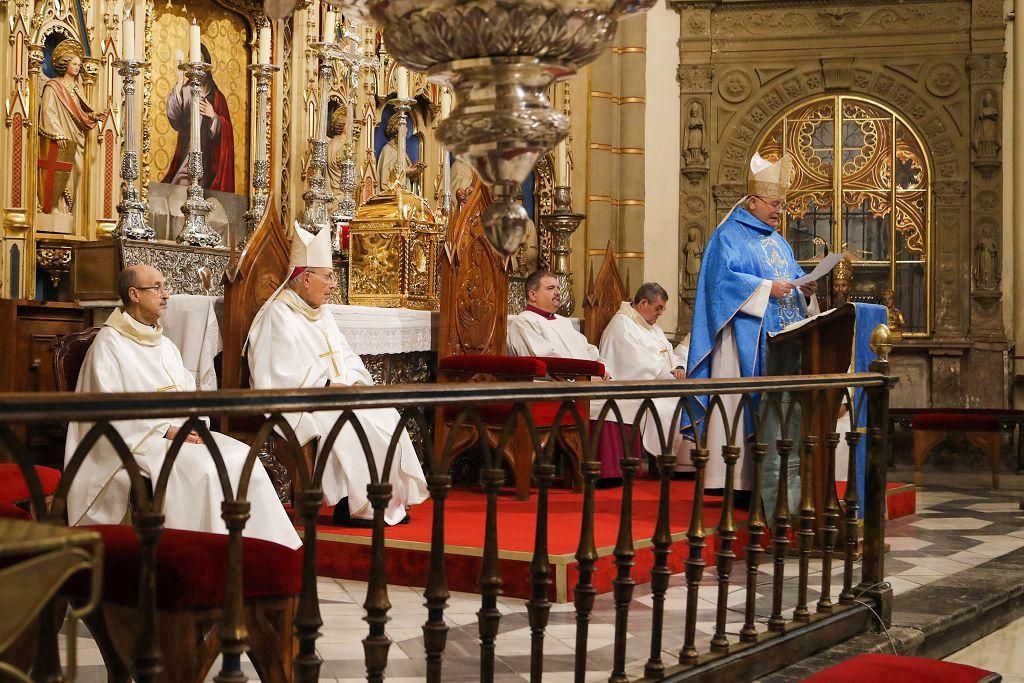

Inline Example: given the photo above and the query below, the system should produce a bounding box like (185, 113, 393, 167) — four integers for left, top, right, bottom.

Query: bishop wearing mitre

(65, 264, 301, 549)
(598, 283, 693, 471)
(246, 225, 428, 526)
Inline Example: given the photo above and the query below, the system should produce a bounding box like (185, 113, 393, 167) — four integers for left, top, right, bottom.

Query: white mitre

(747, 152, 794, 201)
(289, 223, 333, 270)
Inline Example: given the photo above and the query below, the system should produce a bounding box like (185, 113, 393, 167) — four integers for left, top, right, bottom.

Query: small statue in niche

(683, 101, 708, 168)
(972, 91, 1000, 160)
(878, 287, 905, 341)
(326, 104, 348, 207)
(376, 112, 425, 194)
(514, 188, 538, 277)
(681, 226, 703, 290)
(974, 223, 1000, 290)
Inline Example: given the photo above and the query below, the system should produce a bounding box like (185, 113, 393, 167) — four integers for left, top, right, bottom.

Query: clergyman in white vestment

(65, 265, 301, 549)
(598, 283, 693, 471)
(507, 270, 608, 374)
(246, 225, 428, 526)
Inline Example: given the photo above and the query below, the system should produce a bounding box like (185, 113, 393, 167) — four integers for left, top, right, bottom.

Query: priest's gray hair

(524, 269, 558, 295)
(633, 282, 668, 305)
(117, 267, 141, 305)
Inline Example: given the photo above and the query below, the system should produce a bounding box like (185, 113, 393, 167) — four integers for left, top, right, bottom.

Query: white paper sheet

(790, 252, 845, 286)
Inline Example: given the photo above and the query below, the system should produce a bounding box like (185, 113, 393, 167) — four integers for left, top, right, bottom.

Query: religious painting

(36, 29, 103, 233)
(145, 1, 250, 246)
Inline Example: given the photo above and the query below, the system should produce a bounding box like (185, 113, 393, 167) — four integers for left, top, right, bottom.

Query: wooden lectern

(766, 302, 857, 538)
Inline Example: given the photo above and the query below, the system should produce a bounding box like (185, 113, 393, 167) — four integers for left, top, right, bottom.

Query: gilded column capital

(81, 56, 101, 88)
(27, 43, 43, 75)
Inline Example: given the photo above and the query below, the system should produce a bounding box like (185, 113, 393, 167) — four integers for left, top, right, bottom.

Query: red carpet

(309, 480, 915, 602)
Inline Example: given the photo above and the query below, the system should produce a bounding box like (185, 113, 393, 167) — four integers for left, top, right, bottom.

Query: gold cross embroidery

(319, 332, 342, 378)
(157, 383, 180, 392)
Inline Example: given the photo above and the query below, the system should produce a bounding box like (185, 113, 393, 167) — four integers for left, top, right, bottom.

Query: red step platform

(308, 480, 916, 602)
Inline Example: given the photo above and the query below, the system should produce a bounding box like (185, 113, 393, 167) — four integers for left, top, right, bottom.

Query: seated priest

(598, 283, 693, 473)
(65, 265, 301, 549)
(246, 224, 428, 527)
(508, 270, 643, 483)
(685, 152, 819, 508)
(507, 270, 608, 375)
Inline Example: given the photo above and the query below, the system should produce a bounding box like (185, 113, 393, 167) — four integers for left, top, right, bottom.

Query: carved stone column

(967, 52, 1006, 342)
(672, 1, 713, 339)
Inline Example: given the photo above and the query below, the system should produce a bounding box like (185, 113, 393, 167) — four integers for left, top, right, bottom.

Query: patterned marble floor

(59, 467, 1024, 682)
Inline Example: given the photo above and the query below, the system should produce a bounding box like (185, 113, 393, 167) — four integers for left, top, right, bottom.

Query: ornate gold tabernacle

(347, 189, 441, 310)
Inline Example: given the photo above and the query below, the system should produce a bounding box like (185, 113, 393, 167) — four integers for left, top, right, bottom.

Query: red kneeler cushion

(0, 464, 61, 503)
(439, 354, 547, 377)
(0, 501, 30, 519)
(803, 654, 999, 682)
(61, 526, 302, 609)
(911, 412, 1002, 432)
(538, 357, 606, 378)
(476, 401, 586, 428)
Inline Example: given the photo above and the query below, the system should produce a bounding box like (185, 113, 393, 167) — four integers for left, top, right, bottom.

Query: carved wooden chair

(434, 178, 603, 500)
(221, 203, 316, 500)
(52, 323, 302, 682)
(583, 241, 630, 346)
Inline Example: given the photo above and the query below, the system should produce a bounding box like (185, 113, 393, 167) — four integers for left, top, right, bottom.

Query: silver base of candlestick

(175, 61, 222, 249)
(112, 58, 154, 241)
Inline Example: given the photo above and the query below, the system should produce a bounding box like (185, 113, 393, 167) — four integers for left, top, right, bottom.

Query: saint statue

(974, 225, 1000, 290)
(681, 226, 703, 289)
(831, 256, 853, 305)
(878, 287, 905, 341)
(326, 104, 349, 209)
(450, 158, 477, 203)
(375, 113, 424, 194)
(683, 101, 707, 167)
(162, 44, 235, 192)
(38, 39, 103, 218)
(513, 189, 538, 277)
(972, 92, 1000, 160)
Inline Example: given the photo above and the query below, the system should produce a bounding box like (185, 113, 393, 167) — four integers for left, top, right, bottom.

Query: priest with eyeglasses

(65, 264, 301, 549)
(246, 224, 428, 527)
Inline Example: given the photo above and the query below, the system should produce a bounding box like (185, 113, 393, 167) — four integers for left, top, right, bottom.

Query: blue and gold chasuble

(684, 206, 809, 437)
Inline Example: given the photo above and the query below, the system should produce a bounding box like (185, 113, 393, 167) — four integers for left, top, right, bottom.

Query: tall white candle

(258, 25, 271, 65)
(440, 90, 451, 119)
(323, 10, 336, 43)
(396, 66, 409, 99)
(189, 19, 201, 62)
(122, 16, 135, 61)
(556, 141, 567, 186)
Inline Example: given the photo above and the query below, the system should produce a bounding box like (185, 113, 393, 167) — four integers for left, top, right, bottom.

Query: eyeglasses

(754, 196, 787, 211)
(134, 283, 173, 295)
(308, 270, 338, 283)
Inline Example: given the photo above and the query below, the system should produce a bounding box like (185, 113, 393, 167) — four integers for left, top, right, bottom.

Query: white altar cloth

(163, 295, 579, 390)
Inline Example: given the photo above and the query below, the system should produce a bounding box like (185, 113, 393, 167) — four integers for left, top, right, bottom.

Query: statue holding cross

(37, 39, 103, 223)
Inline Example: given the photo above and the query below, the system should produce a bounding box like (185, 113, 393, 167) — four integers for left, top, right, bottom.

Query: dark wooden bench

(890, 408, 1024, 490)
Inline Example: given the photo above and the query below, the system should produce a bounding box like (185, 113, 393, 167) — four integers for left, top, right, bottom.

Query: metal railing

(0, 358, 894, 682)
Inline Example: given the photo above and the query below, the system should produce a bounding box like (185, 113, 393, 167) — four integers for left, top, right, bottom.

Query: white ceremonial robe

(507, 309, 602, 363)
(247, 290, 428, 525)
(704, 283, 821, 490)
(65, 311, 301, 549)
(598, 303, 693, 469)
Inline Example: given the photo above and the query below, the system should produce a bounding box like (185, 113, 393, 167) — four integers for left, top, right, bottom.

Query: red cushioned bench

(803, 653, 1000, 682)
(890, 408, 1024, 490)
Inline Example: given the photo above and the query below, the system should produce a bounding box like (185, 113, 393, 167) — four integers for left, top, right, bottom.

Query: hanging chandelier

(267, 0, 656, 255)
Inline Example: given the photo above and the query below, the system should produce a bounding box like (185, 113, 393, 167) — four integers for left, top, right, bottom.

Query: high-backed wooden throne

(434, 178, 603, 500)
(583, 241, 630, 346)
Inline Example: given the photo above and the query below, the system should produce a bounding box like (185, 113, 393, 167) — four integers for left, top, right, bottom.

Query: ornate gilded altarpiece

(670, 0, 1008, 408)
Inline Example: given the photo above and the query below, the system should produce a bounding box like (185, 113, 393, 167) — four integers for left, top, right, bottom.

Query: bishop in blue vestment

(685, 153, 819, 493)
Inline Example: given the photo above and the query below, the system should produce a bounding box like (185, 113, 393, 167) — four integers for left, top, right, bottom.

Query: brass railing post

(679, 443, 709, 664)
(740, 438, 768, 642)
(768, 438, 793, 632)
(644, 446, 678, 678)
(794, 435, 818, 622)
(363, 481, 394, 683)
(478, 466, 505, 682)
(423, 473, 452, 683)
(213, 499, 251, 683)
(817, 431, 841, 614)
(573, 458, 602, 681)
(528, 459, 556, 683)
(610, 443, 640, 681)
(132, 511, 165, 683)
(294, 489, 324, 682)
(860, 326, 895, 626)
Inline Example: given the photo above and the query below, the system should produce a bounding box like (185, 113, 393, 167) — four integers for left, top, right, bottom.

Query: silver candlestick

(300, 43, 340, 237)
(242, 62, 280, 245)
(539, 185, 583, 316)
(112, 59, 155, 241)
(175, 60, 221, 248)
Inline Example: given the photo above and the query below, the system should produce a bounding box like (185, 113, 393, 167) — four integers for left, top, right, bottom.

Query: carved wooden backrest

(221, 202, 291, 390)
(584, 241, 629, 345)
(53, 327, 100, 392)
(437, 177, 508, 359)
